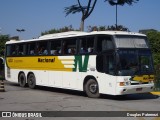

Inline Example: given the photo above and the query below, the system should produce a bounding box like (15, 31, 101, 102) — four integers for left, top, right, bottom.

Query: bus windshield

(117, 49, 154, 76)
(114, 35, 149, 48)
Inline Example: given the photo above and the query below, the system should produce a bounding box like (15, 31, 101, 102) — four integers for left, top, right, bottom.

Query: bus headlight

(149, 80, 154, 84)
(125, 81, 131, 86)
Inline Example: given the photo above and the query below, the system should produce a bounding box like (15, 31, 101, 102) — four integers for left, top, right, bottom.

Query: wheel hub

(89, 84, 97, 93)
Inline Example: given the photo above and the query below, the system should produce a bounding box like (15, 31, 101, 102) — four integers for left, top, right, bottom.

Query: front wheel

(84, 79, 100, 98)
(27, 73, 36, 89)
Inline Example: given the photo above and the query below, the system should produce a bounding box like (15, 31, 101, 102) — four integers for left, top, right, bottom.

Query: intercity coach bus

(5, 31, 154, 98)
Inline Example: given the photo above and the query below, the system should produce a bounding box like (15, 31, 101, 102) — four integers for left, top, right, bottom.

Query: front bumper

(116, 83, 154, 95)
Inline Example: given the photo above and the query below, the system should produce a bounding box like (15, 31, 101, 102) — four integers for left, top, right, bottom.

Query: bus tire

(84, 79, 100, 98)
(18, 73, 26, 87)
(27, 73, 36, 89)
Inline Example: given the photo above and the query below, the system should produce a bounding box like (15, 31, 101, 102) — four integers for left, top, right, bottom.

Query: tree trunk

(80, 19, 84, 31)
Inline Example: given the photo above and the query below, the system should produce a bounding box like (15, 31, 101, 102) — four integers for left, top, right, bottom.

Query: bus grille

(131, 82, 149, 85)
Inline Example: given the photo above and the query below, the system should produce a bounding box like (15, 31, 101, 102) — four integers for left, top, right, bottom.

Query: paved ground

(0, 80, 160, 120)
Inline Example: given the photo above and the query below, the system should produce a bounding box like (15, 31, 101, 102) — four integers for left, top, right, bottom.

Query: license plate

(136, 88, 142, 91)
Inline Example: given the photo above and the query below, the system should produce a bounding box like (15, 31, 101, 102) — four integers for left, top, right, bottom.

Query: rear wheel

(84, 79, 100, 98)
(18, 73, 26, 87)
(27, 73, 36, 89)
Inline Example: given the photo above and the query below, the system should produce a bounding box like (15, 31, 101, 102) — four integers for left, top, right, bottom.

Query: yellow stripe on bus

(6, 56, 73, 71)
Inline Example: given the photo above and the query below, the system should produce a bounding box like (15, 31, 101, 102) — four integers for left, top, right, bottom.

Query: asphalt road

(0, 80, 160, 120)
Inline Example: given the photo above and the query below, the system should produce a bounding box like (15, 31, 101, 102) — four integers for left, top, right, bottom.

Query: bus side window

(37, 41, 48, 55)
(50, 40, 61, 55)
(6, 45, 12, 56)
(17, 44, 26, 55)
(97, 36, 114, 53)
(79, 36, 95, 54)
(87, 37, 94, 53)
(27, 42, 36, 55)
(30, 50, 35, 55)
(11, 45, 17, 55)
(79, 37, 87, 54)
(62, 38, 76, 55)
(6, 45, 11, 56)
(6, 45, 18, 56)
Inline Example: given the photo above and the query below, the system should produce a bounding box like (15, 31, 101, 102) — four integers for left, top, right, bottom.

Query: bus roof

(6, 31, 146, 44)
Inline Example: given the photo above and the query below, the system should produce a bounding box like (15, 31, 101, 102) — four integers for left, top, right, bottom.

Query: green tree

(147, 31, 160, 91)
(105, 0, 139, 5)
(41, 25, 78, 36)
(105, 0, 139, 29)
(87, 25, 129, 32)
(64, 0, 97, 31)
(0, 35, 9, 57)
(147, 31, 160, 66)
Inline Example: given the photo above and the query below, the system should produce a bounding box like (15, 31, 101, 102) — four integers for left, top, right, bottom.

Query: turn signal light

(119, 82, 125, 86)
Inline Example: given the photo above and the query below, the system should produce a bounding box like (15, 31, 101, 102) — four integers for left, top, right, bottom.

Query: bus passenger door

(105, 53, 117, 94)
(96, 52, 117, 94)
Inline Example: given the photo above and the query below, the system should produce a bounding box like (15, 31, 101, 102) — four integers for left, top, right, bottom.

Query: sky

(0, 0, 160, 40)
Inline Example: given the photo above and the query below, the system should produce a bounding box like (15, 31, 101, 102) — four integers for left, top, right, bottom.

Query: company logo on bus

(73, 55, 89, 72)
(133, 75, 154, 82)
(8, 59, 13, 62)
(38, 58, 55, 63)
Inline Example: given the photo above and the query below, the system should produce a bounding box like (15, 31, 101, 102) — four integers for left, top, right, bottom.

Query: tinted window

(27, 42, 36, 55)
(62, 38, 76, 55)
(97, 35, 114, 53)
(50, 40, 61, 55)
(96, 54, 115, 75)
(79, 36, 95, 54)
(17, 44, 26, 55)
(37, 41, 48, 55)
(6, 44, 17, 56)
(114, 35, 148, 48)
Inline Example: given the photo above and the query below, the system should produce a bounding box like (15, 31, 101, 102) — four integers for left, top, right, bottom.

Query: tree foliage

(87, 25, 129, 32)
(64, 0, 97, 31)
(147, 31, 160, 66)
(147, 31, 160, 89)
(0, 35, 9, 56)
(105, 0, 139, 6)
(41, 25, 78, 36)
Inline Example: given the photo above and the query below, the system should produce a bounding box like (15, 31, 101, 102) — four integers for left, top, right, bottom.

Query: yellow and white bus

(5, 31, 155, 98)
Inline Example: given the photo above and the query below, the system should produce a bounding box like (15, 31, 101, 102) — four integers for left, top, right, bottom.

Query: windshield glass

(114, 35, 149, 48)
(117, 49, 154, 76)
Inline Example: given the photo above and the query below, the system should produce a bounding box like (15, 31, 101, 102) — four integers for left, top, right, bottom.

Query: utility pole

(16, 29, 25, 40)
(115, 3, 118, 29)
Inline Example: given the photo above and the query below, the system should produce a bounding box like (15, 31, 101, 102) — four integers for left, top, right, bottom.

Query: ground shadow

(5, 80, 86, 97)
(101, 93, 159, 101)
(36, 85, 86, 97)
